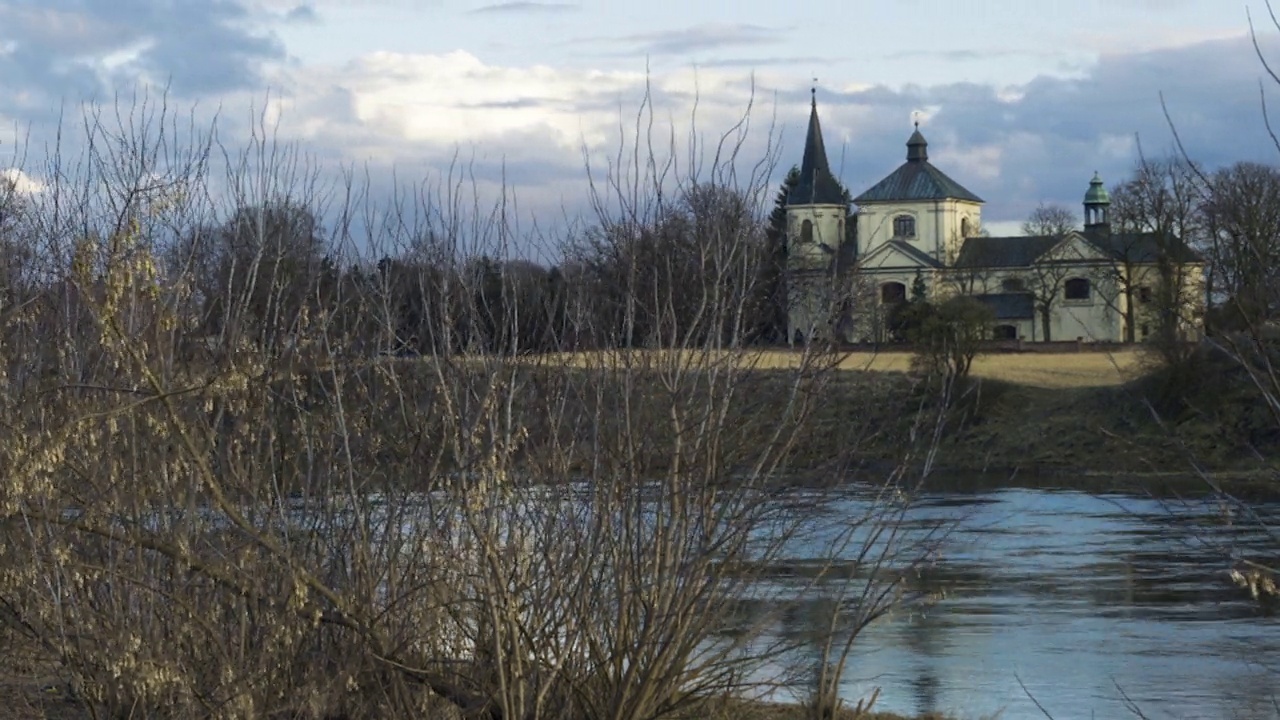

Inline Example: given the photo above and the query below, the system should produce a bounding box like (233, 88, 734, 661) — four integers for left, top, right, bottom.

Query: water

(756, 486, 1280, 719)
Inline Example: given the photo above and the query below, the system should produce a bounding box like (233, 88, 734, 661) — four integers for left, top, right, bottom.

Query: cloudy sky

(0, 0, 1276, 249)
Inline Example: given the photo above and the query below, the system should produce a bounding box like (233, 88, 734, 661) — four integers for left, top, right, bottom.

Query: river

(749, 486, 1280, 719)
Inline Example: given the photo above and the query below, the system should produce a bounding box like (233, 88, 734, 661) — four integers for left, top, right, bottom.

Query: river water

(750, 486, 1280, 720)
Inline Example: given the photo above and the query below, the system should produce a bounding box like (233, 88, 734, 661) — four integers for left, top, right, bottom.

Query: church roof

(954, 230, 1203, 269)
(788, 92, 848, 206)
(853, 128, 983, 204)
(954, 235, 1061, 268)
(1082, 229, 1203, 264)
(974, 293, 1035, 320)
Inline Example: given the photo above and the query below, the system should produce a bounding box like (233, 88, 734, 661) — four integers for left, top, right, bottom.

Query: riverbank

(324, 346, 1277, 497)
(520, 346, 1279, 495)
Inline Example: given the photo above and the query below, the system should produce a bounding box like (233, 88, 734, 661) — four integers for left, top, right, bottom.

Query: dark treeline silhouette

(66, 180, 795, 362)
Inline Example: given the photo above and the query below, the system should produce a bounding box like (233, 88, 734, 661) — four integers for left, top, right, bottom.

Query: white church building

(784, 93, 1206, 345)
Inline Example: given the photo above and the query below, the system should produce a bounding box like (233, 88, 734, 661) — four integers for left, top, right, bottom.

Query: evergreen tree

(753, 165, 801, 343)
(755, 166, 857, 344)
(910, 269, 928, 303)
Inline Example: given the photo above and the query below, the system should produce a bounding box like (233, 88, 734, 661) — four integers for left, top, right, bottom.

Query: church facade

(784, 95, 1207, 345)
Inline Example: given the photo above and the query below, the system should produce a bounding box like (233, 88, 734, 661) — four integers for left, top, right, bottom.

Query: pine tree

(910, 269, 928, 303)
(753, 166, 801, 343)
(755, 166, 857, 344)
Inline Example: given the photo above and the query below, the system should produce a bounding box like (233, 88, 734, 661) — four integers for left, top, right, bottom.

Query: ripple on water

(749, 486, 1280, 719)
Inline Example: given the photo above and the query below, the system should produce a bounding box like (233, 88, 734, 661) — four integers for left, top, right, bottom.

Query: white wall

(856, 199, 982, 263)
(786, 204, 846, 268)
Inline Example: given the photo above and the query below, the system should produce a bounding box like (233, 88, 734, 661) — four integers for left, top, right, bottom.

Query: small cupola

(1083, 171, 1111, 230)
(906, 123, 928, 162)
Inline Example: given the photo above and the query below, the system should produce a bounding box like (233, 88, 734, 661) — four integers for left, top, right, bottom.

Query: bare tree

(1021, 203, 1077, 238)
(0, 85, 943, 720)
(1108, 155, 1206, 356)
(1020, 206, 1079, 342)
(1200, 160, 1280, 331)
(941, 218, 994, 296)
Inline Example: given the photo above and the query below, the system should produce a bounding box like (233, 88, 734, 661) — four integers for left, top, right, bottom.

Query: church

(783, 93, 1206, 345)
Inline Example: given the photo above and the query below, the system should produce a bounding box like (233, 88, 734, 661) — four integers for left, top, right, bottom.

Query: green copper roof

(1084, 172, 1111, 205)
(853, 128, 983, 204)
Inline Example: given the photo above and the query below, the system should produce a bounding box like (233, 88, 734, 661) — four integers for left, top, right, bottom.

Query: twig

(1015, 673, 1057, 720)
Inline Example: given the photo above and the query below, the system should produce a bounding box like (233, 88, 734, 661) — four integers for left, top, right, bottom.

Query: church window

(881, 282, 907, 304)
(1064, 277, 1091, 301)
(961, 217, 971, 237)
(800, 219, 813, 244)
(893, 215, 916, 238)
(993, 324, 1018, 340)
(1001, 277, 1026, 293)
(1138, 286, 1152, 303)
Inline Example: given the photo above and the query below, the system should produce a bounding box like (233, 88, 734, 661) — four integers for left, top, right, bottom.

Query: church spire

(801, 88, 832, 181)
(788, 88, 845, 206)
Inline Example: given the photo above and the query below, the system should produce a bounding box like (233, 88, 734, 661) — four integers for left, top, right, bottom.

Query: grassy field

(527, 347, 1148, 389)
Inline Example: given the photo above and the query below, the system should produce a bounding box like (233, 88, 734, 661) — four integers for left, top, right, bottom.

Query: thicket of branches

(0, 91, 943, 720)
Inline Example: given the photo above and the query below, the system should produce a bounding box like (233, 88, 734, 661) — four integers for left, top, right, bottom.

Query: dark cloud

(0, 0, 284, 100)
(285, 4, 320, 24)
(779, 34, 1278, 227)
(470, 2, 578, 14)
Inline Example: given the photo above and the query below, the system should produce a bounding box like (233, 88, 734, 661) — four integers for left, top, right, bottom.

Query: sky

(0, 0, 1277, 254)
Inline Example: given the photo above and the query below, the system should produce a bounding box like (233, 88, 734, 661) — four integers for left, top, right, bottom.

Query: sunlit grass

(518, 348, 1145, 389)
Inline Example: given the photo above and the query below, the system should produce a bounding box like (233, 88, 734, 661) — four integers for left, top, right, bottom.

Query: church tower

(785, 89, 849, 344)
(1083, 171, 1111, 232)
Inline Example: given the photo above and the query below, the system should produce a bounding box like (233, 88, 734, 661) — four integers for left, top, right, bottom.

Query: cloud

(695, 56, 839, 69)
(2, 18, 1277, 256)
(152, 33, 1280, 236)
(1, 168, 45, 195)
(886, 49, 1067, 63)
(284, 4, 320, 24)
(744, 33, 1280, 227)
(580, 23, 787, 57)
(470, 2, 579, 14)
(0, 0, 285, 99)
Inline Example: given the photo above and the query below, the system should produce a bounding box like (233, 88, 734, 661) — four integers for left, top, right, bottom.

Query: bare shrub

(0, 85, 940, 720)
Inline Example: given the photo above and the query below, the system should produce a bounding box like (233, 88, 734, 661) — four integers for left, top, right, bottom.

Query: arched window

(881, 282, 907, 304)
(1064, 277, 1091, 301)
(800, 219, 813, 244)
(893, 215, 916, 238)
(961, 217, 971, 237)
(993, 324, 1018, 340)
(1001, 277, 1026, 293)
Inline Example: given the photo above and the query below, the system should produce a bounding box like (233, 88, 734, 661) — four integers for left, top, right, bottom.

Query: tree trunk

(1040, 305, 1052, 342)
(1121, 262, 1137, 343)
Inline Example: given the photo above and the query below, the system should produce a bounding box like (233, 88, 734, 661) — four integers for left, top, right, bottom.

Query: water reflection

(741, 487, 1280, 719)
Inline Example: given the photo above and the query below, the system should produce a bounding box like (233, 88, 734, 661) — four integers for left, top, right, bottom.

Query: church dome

(1084, 172, 1110, 205)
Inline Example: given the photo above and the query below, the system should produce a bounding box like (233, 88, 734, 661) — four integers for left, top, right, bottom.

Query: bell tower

(1083, 171, 1111, 232)
(785, 88, 848, 344)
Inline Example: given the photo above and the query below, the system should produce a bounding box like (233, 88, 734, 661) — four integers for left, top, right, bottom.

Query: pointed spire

(788, 87, 845, 206)
(800, 90, 832, 181)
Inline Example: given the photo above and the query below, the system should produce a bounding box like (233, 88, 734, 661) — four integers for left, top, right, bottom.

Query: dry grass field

(523, 348, 1147, 390)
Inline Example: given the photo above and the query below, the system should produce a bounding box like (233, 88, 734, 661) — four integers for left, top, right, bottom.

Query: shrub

(908, 296, 995, 387)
